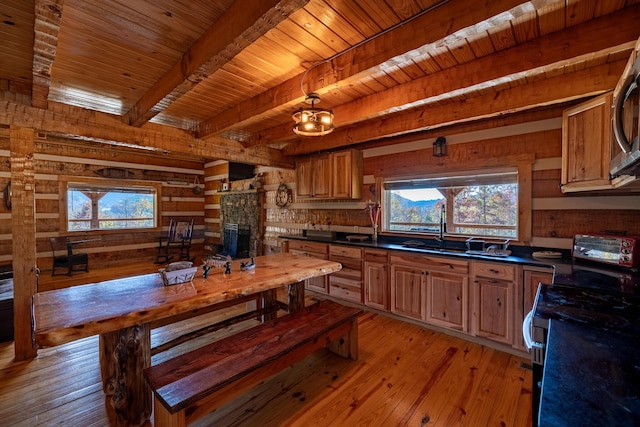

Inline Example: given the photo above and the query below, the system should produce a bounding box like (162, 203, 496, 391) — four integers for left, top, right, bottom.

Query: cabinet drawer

(330, 245, 362, 259)
(287, 241, 328, 257)
(330, 256, 361, 272)
(390, 253, 469, 274)
(289, 249, 328, 260)
(473, 261, 516, 281)
(364, 249, 388, 263)
(329, 276, 362, 303)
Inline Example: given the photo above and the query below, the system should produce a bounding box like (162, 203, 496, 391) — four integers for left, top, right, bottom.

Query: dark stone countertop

(281, 233, 567, 269)
(533, 284, 640, 331)
(534, 283, 640, 426)
(539, 320, 640, 427)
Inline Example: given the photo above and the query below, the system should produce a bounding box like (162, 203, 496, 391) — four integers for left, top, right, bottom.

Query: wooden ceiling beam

(123, 0, 310, 128)
(32, 0, 64, 109)
(282, 58, 626, 155)
(197, 0, 530, 139)
(0, 100, 293, 168)
(247, 5, 640, 150)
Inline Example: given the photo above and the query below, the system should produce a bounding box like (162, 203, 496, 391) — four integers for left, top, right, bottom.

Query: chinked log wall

(0, 130, 206, 278)
(260, 106, 640, 252)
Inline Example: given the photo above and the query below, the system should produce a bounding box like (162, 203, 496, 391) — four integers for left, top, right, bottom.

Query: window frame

(378, 164, 531, 244)
(59, 177, 162, 235)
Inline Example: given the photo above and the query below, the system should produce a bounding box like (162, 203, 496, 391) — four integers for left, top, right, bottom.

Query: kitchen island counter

(539, 319, 640, 426)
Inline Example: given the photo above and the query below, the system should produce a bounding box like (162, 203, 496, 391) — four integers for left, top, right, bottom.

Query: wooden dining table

(32, 253, 342, 427)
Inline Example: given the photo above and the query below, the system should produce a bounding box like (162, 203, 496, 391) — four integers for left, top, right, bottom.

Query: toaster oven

(572, 233, 639, 268)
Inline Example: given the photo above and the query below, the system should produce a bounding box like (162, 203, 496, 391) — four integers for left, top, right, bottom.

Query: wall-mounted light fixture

(433, 136, 447, 157)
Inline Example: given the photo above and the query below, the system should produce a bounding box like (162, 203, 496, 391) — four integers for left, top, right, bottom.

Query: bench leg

(154, 395, 186, 427)
(327, 317, 359, 360)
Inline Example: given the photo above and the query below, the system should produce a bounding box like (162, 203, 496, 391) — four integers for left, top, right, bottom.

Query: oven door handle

(523, 310, 534, 350)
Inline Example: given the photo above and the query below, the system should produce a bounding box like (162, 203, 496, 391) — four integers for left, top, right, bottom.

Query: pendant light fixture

(292, 92, 334, 136)
(292, 62, 334, 136)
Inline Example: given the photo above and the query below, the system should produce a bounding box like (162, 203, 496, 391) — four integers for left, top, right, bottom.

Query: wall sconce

(433, 136, 447, 157)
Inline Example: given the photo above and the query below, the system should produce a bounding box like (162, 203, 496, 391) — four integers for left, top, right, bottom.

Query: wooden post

(99, 324, 152, 427)
(287, 281, 305, 312)
(10, 126, 38, 361)
(261, 288, 277, 322)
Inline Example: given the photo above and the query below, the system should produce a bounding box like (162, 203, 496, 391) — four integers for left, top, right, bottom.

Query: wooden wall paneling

(10, 125, 38, 360)
(363, 131, 558, 178)
(532, 210, 640, 238)
(204, 162, 228, 248)
(532, 169, 563, 198)
(518, 161, 533, 245)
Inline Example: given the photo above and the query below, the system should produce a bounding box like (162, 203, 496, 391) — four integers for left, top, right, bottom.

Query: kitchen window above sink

(381, 168, 518, 240)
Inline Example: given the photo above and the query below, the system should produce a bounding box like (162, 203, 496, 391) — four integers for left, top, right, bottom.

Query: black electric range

(531, 262, 640, 426)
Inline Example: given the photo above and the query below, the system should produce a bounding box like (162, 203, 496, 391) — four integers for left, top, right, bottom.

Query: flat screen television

(228, 162, 255, 181)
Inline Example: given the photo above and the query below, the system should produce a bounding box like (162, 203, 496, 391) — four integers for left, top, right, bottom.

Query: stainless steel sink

(401, 242, 465, 254)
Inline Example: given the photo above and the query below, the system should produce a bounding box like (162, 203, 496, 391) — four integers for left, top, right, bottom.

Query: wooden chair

(155, 218, 195, 264)
(50, 237, 89, 276)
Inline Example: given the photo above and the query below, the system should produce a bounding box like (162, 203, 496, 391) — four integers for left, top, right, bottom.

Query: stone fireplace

(220, 192, 263, 257)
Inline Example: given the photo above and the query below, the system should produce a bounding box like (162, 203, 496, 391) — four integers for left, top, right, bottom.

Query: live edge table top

(33, 253, 342, 348)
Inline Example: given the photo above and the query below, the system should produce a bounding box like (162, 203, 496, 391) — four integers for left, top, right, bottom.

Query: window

(382, 169, 518, 239)
(65, 181, 158, 231)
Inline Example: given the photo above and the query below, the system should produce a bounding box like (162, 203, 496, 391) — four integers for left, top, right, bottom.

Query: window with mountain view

(66, 182, 158, 231)
(381, 169, 518, 239)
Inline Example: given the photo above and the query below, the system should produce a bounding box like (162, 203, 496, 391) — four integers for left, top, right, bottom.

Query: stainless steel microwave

(572, 233, 640, 268)
(610, 50, 640, 177)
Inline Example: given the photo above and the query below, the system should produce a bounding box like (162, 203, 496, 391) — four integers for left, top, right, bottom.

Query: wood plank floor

(2, 262, 533, 426)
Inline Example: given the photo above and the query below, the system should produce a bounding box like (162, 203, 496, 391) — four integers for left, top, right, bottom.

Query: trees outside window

(66, 183, 157, 231)
(382, 169, 518, 239)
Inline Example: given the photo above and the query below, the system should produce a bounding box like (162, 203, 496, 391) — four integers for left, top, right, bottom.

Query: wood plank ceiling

(1, 0, 640, 164)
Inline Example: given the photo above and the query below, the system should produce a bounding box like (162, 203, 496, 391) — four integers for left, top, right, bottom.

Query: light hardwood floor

(1, 262, 533, 426)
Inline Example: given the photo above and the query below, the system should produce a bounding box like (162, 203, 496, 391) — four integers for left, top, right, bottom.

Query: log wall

(260, 107, 640, 252)
(0, 129, 205, 274)
(3, 106, 639, 272)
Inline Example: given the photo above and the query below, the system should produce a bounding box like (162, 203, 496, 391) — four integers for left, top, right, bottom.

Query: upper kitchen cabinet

(296, 154, 331, 198)
(296, 149, 363, 200)
(561, 92, 615, 192)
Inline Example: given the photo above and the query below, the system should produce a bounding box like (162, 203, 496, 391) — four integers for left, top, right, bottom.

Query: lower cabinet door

(472, 277, 513, 345)
(364, 261, 388, 310)
(390, 264, 425, 320)
(425, 271, 468, 332)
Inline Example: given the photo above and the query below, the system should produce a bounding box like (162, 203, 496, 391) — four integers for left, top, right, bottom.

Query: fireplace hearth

(222, 223, 251, 258)
(220, 192, 263, 258)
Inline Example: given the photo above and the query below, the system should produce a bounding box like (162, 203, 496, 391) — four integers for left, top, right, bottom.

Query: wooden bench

(144, 300, 362, 427)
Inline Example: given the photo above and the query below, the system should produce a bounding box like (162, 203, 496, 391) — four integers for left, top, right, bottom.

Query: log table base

(99, 324, 152, 427)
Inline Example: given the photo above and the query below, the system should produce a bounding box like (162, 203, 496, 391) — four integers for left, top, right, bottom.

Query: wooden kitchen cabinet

(296, 154, 331, 198)
(561, 92, 615, 192)
(329, 245, 363, 303)
(286, 240, 329, 294)
(425, 271, 469, 332)
(471, 261, 516, 345)
(390, 263, 425, 321)
(363, 249, 389, 311)
(296, 149, 362, 200)
(390, 252, 469, 323)
(331, 149, 363, 199)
